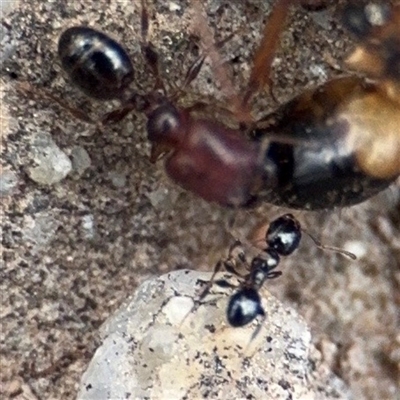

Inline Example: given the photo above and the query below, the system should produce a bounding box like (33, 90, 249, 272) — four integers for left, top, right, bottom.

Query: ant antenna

(302, 229, 357, 260)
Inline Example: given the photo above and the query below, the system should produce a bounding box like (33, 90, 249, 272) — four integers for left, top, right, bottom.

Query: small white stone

(78, 270, 351, 400)
(0, 169, 18, 196)
(168, 2, 181, 12)
(27, 133, 72, 185)
(71, 146, 91, 177)
(81, 214, 95, 239)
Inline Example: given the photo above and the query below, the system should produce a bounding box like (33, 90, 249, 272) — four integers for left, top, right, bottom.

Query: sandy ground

(1, 0, 399, 399)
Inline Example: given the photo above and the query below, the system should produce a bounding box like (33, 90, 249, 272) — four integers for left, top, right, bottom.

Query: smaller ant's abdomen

(165, 119, 263, 207)
(256, 77, 398, 210)
(58, 27, 134, 100)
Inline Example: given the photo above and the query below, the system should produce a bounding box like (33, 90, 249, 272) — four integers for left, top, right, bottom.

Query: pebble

(27, 133, 72, 185)
(70, 146, 91, 177)
(78, 270, 351, 400)
(0, 169, 18, 196)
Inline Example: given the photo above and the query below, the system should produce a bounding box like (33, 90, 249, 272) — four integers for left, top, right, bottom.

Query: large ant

(190, 213, 355, 330)
(54, 0, 399, 210)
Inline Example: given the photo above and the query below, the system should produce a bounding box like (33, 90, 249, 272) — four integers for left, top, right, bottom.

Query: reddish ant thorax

(147, 104, 265, 207)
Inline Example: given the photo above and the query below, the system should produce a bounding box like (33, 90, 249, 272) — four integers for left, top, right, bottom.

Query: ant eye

(147, 104, 181, 143)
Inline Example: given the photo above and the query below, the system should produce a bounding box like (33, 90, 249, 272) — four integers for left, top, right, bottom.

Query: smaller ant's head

(266, 214, 302, 256)
(146, 103, 186, 147)
(227, 287, 264, 327)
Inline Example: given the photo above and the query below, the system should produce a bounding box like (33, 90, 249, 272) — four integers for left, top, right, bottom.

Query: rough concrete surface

(1, 0, 399, 399)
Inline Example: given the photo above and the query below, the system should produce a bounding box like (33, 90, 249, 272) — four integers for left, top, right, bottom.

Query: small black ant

(226, 214, 301, 327)
(192, 213, 355, 330)
(50, 1, 399, 211)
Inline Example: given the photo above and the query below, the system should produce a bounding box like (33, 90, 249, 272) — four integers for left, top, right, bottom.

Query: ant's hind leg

(140, 0, 164, 91)
(242, 0, 294, 108)
(17, 81, 95, 125)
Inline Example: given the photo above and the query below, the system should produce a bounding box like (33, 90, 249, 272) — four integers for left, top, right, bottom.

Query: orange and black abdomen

(255, 76, 399, 210)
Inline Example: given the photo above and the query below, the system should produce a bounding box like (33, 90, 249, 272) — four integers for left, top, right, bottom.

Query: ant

(190, 213, 355, 330)
(223, 214, 302, 328)
(52, 0, 399, 211)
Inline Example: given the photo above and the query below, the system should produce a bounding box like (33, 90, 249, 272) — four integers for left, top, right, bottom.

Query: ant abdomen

(255, 76, 398, 210)
(58, 26, 134, 101)
(227, 288, 264, 328)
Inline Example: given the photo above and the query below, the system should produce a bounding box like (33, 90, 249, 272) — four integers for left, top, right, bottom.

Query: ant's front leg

(181, 241, 249, 325)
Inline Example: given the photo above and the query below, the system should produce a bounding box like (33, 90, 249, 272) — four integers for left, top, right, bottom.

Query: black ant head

(227, 287, 265, 327)
(266, 213, 302, 256)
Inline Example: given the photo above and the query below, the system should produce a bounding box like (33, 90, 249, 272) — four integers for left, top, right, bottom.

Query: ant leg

(180, 241, 248, 325)
(179, 259, 227, 326)
(242, 0, 294, 108)
(181, 55, 206, 91)
(194, 240, 248, 306)
(100, 104, 137, 125)
(101, 92, 150, 125)
(179, 30, 238, 93)
(195, 260, 227, 305)
(140, 0, 164, 91)
(302, 229, 357, 260)
(17, 81, 94, 124)
(244, 312, 267, 354)
(189, 1, 241, 114)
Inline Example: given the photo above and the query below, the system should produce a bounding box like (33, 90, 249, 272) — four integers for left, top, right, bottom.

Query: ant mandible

(57, 1, 400, 210)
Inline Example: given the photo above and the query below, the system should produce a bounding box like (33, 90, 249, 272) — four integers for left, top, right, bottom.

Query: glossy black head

(58, 26, 134, 100)
(227, 288, 264, 327)
(146, 103, 183, 146)
(266, 214, 301, 256)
